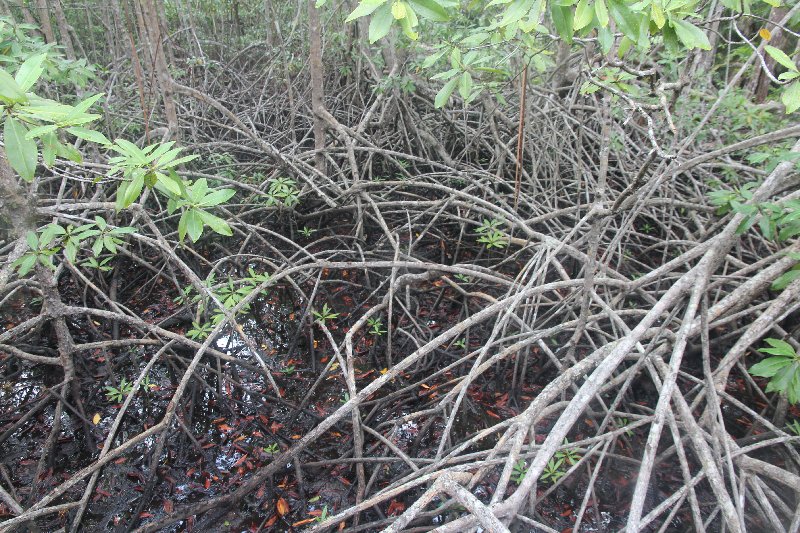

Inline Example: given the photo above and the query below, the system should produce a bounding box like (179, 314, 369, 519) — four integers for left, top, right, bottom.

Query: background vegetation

(0, 0, 800, 531)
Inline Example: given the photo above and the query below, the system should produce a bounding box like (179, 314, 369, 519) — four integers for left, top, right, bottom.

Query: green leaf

(14, 254, 36, 276)
(766, 365, 798, 394)
(574, 0, 594, 31)
(67, 93, 104, 117)
(56, 141, 82, 163)
(103, 235, 117, 254)
(25, 124, 59, 140)
(0, 69, 27, 102)
(25, 231, 38, 250)
(408, 0, 449, 20)
(120, 173, 145, 208)
(199, 189, 236, 207)
(781, 81, 800, 114)
(500, 0, 535, 26)
(772, 268, 800, 291)
(550, 2, 574, 42)
(421, 48, 448, 68)
(185, 209, 204, 242)
(398, 7, 419, 39)
(39, 223, 65, 246)
(607, 0, 640, 41)
(110, 138, 146, 163)
(597, 24, 613, 53)
(761, 338, 796, 357)
(346, 0, 386, 22)
(14, 53, 46, 91)
(749, 356, 793, 378)
(369, 3, 394, 42)
(765, 45, 798, 72)
(435, 75, 460, 108)
(671, 19, 711, 50)
(458, 71, 473, 100)
(67, 127, 111, 145)
(154, 171, 183, 197)
(392, 1, 407, 19)
(41, 131, 57, 166)
(595, 0, 609, 26)
(650, 2, 664, 28)
(4, 116, 38, 182)
(64, 241, 78, 263)
(197, 209, 233, 236)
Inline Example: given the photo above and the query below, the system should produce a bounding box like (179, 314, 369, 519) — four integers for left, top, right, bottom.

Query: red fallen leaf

(252, 430, 263, 437)
(204, 478, 211, 489)
(276, 497, 290, 516)
(387, 499, 405, 516)
(339, 522, 346, 530)
(217, 424, 234, 432)
(233, 454, 249, 468)
(561, 507, 572, 517)
(264, 515, 278, 527)
(187, 468, 196, 477)
(96, 488, 111, 498)
(258, 414, 270, 425)
(270, 421, 283, 434)
(256, 486, 265, 499)
(163, 499, 173, 513)
(212, 417, 226, 424)
(309, 509, 322, 517)
(114, 457, 127, 464)
(139, 512, 154, 518)
(562, 529, 573, 533)
(202, 443, 215, 449)
(293, 518, 317, 527)
(486, 410, 501, 419)
(494, 393, 509, 407)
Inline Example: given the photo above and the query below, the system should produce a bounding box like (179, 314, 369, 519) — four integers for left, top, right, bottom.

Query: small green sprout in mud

(105, 379, 133, 403)
(264, 443, 279, 455)
(367, 317, 386, 336)
(475, 218, 507, 249)
(313, 303, 339, 325)
(540, 457, 566, 484)
(512, 459, 527, 484)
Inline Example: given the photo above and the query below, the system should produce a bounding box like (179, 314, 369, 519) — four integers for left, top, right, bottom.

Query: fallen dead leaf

(276, 497, 290, 516)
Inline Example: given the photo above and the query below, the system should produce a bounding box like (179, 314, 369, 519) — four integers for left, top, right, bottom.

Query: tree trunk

(694, 0, 723, 78)
(307, 0, 326, 174)
(155, 0, 175, 66)
(139, 0, 180, 139)
(751, 6, 789, 103)
(232, 0, 242, 38)
(33, 0, 56, 44)
(51, 0, 76, 59)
